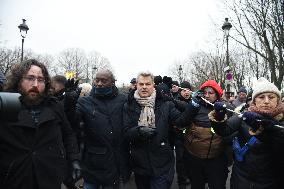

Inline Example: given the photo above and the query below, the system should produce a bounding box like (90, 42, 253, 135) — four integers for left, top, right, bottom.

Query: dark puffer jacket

(123, 90, 181, 177)
(0, 97, 79, 189)
(74, 87, 129, 184)
(210, 113, 284, 189)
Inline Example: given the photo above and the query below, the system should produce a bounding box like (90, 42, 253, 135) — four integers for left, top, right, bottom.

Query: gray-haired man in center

(123, 71, 183, 189)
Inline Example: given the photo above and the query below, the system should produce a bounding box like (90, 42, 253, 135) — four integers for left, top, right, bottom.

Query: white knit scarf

(134, 89, 156, 127)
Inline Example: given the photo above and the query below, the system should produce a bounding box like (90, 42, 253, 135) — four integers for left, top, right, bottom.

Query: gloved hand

(160, 91, 174, 102)
(138, 126, 156, 139)
(71, 160, 82, 182)
(162, 76, 173, 89)
(242, 112, 264, 132)
(65, 78, 79, 92)
(156, 82, 172, 101)
(214, 101, 227, 121)
(191, 90, 204, 106)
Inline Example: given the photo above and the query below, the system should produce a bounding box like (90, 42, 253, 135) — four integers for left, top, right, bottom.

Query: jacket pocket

(84, 147, 114, 170)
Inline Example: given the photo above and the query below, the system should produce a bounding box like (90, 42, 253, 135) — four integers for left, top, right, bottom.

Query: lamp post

(178, 65, 183, 83)
(91, 66, 98, 85)
(18, 19, 29, 62)
(222, 18, 232, 97)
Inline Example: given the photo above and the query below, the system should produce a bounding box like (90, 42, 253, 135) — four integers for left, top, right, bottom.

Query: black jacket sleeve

(171, 101, 199, 128)
(54, 101, 80, 161)
(123, 103, 141, 141)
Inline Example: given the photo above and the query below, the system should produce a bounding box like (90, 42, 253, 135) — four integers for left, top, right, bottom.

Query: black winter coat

(0, 97, 79, 189)
(75, 87, 129, 184)
(123, 91, 181, 177)
(210, 114, 284, 189)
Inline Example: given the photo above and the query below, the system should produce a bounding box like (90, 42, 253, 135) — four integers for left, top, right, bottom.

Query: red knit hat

(200, 80, 223, 97)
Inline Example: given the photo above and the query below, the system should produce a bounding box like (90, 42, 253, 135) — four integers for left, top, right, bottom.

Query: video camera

(0, 92, 21, 120)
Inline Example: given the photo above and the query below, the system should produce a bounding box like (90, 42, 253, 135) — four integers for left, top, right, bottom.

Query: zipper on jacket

(206, 133, 215, 159)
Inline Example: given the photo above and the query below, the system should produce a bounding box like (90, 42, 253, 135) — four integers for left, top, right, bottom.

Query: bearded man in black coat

(0, 59, 80, 189)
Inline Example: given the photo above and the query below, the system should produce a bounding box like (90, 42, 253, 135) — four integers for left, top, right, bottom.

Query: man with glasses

(0, 59, 81, 189)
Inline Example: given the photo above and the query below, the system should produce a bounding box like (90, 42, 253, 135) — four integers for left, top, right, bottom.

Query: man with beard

(0, 59, 81, 189)
(72, 70, 130, 189)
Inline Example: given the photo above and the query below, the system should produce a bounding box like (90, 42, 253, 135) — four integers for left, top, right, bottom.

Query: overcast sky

(0, 0, 227, 85)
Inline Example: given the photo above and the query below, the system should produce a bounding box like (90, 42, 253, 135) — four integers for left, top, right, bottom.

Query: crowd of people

(0, 59, 283, 189)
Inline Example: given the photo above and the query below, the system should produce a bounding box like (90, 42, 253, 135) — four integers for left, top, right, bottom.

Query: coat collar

(12, 106, 56, 128)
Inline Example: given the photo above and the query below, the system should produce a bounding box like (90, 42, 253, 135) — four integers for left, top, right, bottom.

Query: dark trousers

(134, 167, 174, 189)
(184, 151, 228, 189)
(175, 138, 189, 185)
(83, 180, 119, 189)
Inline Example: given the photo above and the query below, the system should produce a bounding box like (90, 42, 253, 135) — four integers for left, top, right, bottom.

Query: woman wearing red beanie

(182, 80, 231, 189)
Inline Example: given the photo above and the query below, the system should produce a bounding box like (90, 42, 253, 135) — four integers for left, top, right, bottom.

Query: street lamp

(18, 19, 29, 62)
(222, 18, 232, 97)
(91, 66, 98, 85)
(178, 65, 183, 83)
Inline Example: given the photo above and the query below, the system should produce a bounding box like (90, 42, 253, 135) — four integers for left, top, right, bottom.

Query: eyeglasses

(23, 76, 45, 84)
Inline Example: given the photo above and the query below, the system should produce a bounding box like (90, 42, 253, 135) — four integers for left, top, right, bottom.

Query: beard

(19, 87, 45, 106)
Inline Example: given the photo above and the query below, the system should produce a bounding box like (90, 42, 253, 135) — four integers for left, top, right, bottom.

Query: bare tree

(168, 60, 191, 84)
(28, 53, 56, 76)
(86, 51, 113, 83)
(227, 0, 284, 88)
(0, 47, 21, 74)
(57, 48, 87, 79)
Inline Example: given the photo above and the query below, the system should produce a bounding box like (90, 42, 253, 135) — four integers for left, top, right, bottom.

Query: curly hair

(4, 59, 51, 95)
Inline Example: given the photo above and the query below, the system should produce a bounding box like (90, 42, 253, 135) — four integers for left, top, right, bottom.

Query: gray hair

(137, 71, 154, 83)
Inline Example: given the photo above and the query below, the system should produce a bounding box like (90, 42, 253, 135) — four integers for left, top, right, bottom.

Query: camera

(0, 92, 21, 120)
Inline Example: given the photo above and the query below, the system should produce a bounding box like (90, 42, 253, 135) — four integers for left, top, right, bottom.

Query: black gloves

(71, 160, 82, 182)
(65, 78, 79, 92)
(242, 111, 281, 132)
(214, 101, 227, 121)
(162, 76, 173, 89)
(138, 126, 156, 139)
(242, 112, 264, 131)
(64, 79, 82, 110)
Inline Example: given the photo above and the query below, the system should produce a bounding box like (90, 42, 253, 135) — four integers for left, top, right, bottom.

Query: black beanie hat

(172, 81, 179, 86)
(180, 81, 192, 90)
